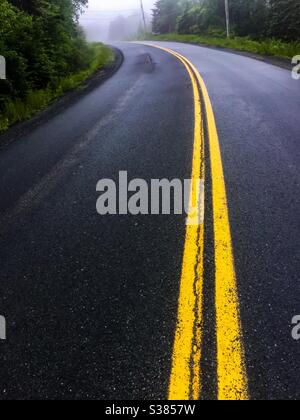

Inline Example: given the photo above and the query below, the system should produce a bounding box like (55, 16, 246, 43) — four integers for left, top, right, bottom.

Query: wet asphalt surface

(0, 41, 299, 400)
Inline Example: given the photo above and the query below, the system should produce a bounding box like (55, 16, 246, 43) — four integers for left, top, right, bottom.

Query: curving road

(0, 41, 299, 400)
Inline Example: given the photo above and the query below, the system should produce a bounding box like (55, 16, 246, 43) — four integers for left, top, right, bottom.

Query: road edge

(143, 39, 292, 71)
(0, 47, 124, 150)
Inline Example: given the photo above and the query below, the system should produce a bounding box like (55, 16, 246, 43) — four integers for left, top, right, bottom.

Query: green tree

(152, 0, 184, 33)
(177, 0, 226, 35)
(269, 0, 300, 41)
(155, 0, 300, 41)
(230, 0, 269, 38)
(0, 0, 91, 100)
(0, 0, 34, 97)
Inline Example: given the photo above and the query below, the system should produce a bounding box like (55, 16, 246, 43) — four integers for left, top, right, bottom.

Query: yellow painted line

(143, 43, 249, 400)
(187, 56, 249, 401)
(146, 45, 205, 400)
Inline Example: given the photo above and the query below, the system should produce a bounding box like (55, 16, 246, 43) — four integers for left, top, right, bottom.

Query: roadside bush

(0, 0, 113, 132)
(143, 33, 299, 60)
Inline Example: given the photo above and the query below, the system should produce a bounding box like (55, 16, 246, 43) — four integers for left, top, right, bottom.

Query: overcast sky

(80, 0, 155, 41)
(84, 0, 155, 13)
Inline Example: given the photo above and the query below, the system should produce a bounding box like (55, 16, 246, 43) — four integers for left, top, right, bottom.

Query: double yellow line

(146, 44, 249, 401)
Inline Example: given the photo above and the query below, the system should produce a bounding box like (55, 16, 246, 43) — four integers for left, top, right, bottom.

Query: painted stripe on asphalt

(141, 43, 249, 400)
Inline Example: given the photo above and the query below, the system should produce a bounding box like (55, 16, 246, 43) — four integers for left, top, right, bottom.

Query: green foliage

(152, 0, 185, 34)
(0, 43, 113, 131)
(0, 0, 113, 132)
(151, 0, 300, 41)
(269, 0, 300, 41)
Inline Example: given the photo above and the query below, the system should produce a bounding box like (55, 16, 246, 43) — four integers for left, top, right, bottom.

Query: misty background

(80, 0, 155, 42)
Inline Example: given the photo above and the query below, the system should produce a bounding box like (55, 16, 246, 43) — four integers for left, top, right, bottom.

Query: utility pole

(225, 0, 230, 38)
(139, 0, 147, 33)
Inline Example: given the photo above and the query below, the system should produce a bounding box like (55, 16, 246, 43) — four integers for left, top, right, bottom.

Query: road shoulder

(0, 47, 124, 150)
(144, 39, 292, 72)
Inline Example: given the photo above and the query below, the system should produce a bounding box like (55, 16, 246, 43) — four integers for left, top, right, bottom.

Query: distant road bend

(0, 41, 299, 400)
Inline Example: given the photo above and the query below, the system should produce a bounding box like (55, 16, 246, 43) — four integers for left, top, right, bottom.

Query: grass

(0, 43, 114, 132)
(141, 33, 299, 61)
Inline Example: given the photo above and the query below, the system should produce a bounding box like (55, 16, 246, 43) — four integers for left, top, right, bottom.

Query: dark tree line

(0, 0, 90, 103)
(152, 0, 300, 41)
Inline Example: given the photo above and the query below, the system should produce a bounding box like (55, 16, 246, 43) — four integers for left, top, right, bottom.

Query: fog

(80, 0, 155, 42)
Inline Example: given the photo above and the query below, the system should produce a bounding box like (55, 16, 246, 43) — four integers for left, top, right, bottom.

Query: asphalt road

(0, 41, 299, 400)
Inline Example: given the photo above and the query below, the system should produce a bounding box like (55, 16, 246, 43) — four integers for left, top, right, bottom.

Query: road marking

(187, 55, 249, 401)
(143, 43, 249, 400)
(146, 45, 205, 400)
